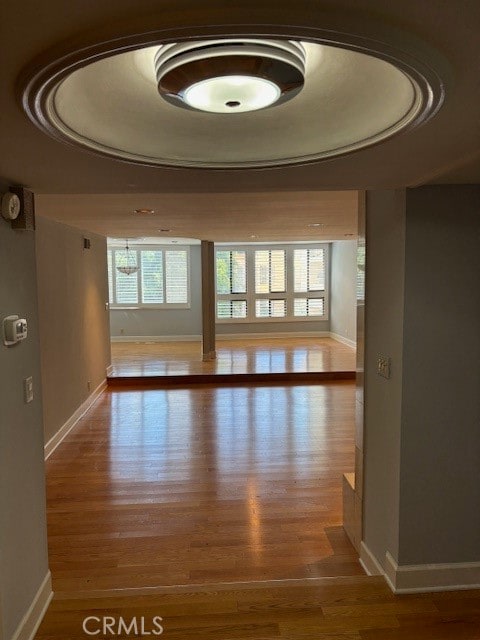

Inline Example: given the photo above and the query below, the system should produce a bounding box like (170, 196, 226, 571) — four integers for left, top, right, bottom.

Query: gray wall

(363, 185, 480, 571)
(398, 185, 480, 564)
(0, 192, 49, 640)
(330, 240, 357, 343)
(109, 245, 202, 337)
(36, 217, 111, 444)
(363, 190, 406, 566)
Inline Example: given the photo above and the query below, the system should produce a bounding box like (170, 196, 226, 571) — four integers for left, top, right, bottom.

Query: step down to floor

(107, 370, 356, 387)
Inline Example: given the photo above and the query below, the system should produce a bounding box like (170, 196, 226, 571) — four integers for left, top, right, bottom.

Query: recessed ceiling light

(134, 208, 155, 215)
(308, 223, 325, 228)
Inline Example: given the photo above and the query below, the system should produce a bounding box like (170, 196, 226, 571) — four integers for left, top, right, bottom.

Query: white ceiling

(1, 1, 479, 241)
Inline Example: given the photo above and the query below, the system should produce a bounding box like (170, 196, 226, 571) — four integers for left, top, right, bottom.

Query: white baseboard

(329, 332, 357, 348)
(11, 572, 53, 640)
(359, 542, 384, 577)
(106, 364, 114, 376)
(111, 335, 202, 343)
(44, 379, 107, 460)
(111, 332, 355, 344)
(385, 551, 480, 594)
(218, 331, 330, 340)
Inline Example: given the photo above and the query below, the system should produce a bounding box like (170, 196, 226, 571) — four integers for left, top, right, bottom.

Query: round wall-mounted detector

(2, 193, 21, 221)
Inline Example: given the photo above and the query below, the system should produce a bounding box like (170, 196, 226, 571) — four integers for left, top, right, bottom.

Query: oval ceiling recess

(23, 31, 444, 169)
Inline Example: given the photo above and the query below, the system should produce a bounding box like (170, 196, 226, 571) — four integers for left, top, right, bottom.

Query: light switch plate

(24, 376, 34, 403)
(377, 356, 391, 379)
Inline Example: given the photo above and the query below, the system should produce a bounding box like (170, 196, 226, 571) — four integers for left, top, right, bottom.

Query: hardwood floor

(109, 337, 356, 377)
(36, 576, 480, 639)
(45, 381, 360, 594)
(39, 379, 480, 639)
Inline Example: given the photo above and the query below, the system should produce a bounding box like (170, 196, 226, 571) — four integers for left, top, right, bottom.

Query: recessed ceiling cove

(23, 34, 444, 169)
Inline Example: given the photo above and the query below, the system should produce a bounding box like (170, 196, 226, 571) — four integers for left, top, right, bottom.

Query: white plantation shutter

(216, 250, 246, 294)
(294, 248, 325, 292)
(141, 251, 164, 303)
(165, 250, 188, 303)
(293, 248, 326, 318)
(109, 246, 189, 307)
(294, 298, 324, 317)
(255, 250, 285, 293)
(255, 299, 286, 318)
(114, 250, 139, 304)
(217, 300, 247, 319)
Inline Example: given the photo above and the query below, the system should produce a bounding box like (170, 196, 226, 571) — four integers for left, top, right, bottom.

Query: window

(215, 244, 328, 322)
(108, 246, 190, 308)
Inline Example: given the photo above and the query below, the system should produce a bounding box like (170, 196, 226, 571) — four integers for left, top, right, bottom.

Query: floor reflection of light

(247, 478, 262, 558)
(109, 389, 192, 482)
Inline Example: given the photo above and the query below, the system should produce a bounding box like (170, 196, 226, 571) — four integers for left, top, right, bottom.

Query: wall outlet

(120, 328, 124, 335)
(24, 377, 34, 403)
(377, 356, 391, 379)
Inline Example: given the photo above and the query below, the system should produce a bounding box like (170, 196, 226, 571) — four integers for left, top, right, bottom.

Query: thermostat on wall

(3, 315, 28, 346)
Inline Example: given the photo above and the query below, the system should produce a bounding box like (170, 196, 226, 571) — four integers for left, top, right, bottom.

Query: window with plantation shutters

(108, 245, 190, 308)
(215, 244, 328, 322)
(293, 248, 326, 317)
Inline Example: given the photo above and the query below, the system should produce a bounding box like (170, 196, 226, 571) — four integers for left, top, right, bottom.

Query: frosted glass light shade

(183, 75, 282, 113)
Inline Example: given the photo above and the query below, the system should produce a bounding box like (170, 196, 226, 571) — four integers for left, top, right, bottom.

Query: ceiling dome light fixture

(154, 40, 306, 113)
(21, 27, 446, 169)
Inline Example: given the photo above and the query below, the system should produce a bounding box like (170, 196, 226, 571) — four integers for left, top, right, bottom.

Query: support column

(201, 240, 216, 361)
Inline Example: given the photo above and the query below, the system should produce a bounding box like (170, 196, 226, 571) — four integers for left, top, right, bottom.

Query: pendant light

(116, 239, 139, 275)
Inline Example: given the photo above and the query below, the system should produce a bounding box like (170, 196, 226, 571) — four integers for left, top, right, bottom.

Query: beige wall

(0, 186, 49, 640)
(36, 217, 111, 444)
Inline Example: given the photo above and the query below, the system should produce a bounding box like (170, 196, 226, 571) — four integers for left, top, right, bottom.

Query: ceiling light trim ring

(20, 26, 446, 170)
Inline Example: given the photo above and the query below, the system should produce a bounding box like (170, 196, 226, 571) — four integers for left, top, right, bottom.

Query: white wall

(0, 188, 49, 640)
(330, 240, 357, 344)
(36, 217, 111, 444)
